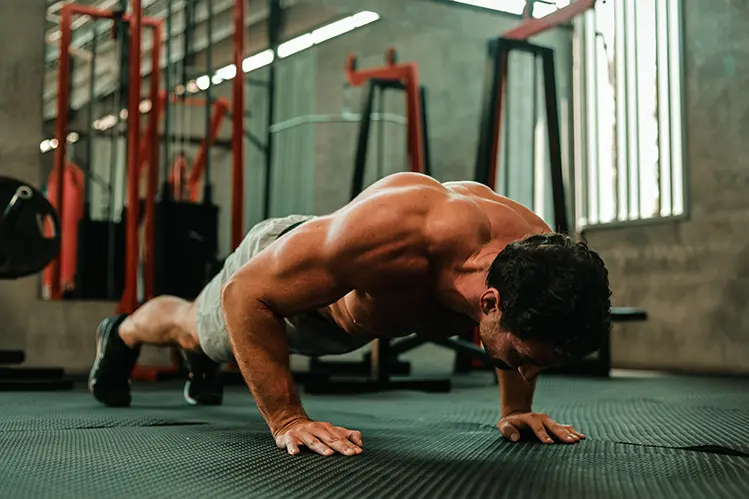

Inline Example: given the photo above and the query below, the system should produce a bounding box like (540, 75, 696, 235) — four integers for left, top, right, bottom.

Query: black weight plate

(0, 176, 61, 279)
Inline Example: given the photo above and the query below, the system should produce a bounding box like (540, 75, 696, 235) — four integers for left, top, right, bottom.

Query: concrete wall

(584, 0, 749, 374)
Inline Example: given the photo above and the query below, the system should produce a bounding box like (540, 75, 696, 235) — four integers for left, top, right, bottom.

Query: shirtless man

(89, 173, 611, 457)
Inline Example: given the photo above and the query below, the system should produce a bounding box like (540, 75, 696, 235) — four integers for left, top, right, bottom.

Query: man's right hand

(274, 418, 364, 457)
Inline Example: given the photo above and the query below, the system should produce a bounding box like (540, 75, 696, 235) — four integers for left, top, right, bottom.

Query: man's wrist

(269, 409, 310, 436)
(501, 407, 532, 419)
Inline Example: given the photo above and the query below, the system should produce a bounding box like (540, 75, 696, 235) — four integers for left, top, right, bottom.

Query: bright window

(577, 0, 685, 227)
(451, 0, 569, 17)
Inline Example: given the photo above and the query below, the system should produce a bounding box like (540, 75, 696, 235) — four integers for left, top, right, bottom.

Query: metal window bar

(572, 15, 587, 228)
(615, 0, 628, 221)
(624, 0, 640, 220)
(584, 15, 598, 224)
(656, 0, 672, 217)
(668, 0, 685, 216)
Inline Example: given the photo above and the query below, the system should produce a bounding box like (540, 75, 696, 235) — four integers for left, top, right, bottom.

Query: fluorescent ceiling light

(278, 33, 314, 58)
(351, 11, 381, 27)
(216, 64, 237, 80)
(196, 75, 211, 90)
(42, 10, 381, 153)
(243, 50, 274, 72)
(311, 17, 357, 44)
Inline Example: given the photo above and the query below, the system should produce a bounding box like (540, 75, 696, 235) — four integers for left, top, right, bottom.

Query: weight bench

(303, 306, 648, 393)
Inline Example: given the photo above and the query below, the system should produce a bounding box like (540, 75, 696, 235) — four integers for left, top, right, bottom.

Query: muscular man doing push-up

(89, 173, 611, 457)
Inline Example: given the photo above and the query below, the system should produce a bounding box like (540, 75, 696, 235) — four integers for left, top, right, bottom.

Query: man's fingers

(317, 429, 362, 456)
(286, 437, 302, 456)
(562, 424, 586, 440)
(300, 434, 335, 456)
(530, 420, 553, 444)
(547, 422, 578, 444)
(344, 429, 364, 448)
(498, 420, 522, 442)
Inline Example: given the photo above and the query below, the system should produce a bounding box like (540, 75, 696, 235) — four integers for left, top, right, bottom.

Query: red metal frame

(168, 155, 189, 201)
(345, 48, 426, 175)
(53, 4, 163, 307)
(231, 0, 245, 250)
(503, 0, 595, 40)
(186, 98, 230, 202)
(122, 0, 143, 315)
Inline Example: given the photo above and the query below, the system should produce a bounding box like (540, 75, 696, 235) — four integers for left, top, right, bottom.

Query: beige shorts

(195, 214, 373, 363)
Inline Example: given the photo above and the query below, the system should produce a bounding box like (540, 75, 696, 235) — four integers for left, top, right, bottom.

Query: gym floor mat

(1, 375, 748, 499)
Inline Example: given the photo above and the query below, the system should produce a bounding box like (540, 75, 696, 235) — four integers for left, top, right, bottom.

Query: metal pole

(84, 22, 98, 217)
(144, 21, 162, 301)
(108, 3, 128, 299)
(231, 0, 245, 249)
(123, 0, 143, 313)
(264, 0, 281, 219)
(181, 0, 195, 159)
(377, 86, 385, 180)
(204, 0, 214, 204)
(162, 0, 173, 198)
(530, 54, 538, 210)
(51, 5, 73, 300)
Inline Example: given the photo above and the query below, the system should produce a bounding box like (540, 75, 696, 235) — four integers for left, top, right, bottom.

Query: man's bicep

(225, 218, 351, 317)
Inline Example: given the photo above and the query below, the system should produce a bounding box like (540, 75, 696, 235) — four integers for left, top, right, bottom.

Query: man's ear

(480, 288, 500, 316)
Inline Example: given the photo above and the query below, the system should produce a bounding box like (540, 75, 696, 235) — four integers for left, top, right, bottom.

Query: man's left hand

(498, 412, 585, 444)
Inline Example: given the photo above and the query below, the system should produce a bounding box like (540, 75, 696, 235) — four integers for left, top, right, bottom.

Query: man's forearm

(498, 370, 536, 417)
(222, 286, 307, 434)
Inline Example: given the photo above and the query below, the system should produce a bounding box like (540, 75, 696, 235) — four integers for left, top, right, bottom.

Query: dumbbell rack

(0, 350, 73, 391)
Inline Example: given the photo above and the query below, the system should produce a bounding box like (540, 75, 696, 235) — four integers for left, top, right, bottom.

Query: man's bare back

(253, 173, 550, 343)
(90, 172, 611, 459)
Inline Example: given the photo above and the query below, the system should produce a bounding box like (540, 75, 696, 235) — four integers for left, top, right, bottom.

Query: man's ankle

(117, 319, 141, 350)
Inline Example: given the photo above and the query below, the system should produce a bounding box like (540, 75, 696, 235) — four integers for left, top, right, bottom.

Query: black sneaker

(88, 315, 141, 407)
(181, 350, 223, 406)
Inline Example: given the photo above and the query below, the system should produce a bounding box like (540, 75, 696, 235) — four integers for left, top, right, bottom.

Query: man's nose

(518, 365, 541, 382)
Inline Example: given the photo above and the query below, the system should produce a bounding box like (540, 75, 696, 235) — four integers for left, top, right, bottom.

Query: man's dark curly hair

(487, 233, 612, 361)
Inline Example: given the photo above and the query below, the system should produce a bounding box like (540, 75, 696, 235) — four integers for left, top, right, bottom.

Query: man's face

(478, 288, 565, 382)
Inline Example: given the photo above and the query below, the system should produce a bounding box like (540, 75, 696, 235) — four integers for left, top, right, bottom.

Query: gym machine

(303, 50, 459, 395)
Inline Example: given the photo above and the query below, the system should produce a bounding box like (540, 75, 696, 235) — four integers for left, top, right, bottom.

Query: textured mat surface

(1, 375, 748, 499)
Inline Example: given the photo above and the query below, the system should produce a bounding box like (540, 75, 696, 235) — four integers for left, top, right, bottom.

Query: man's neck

(451, 248, 501, 322)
